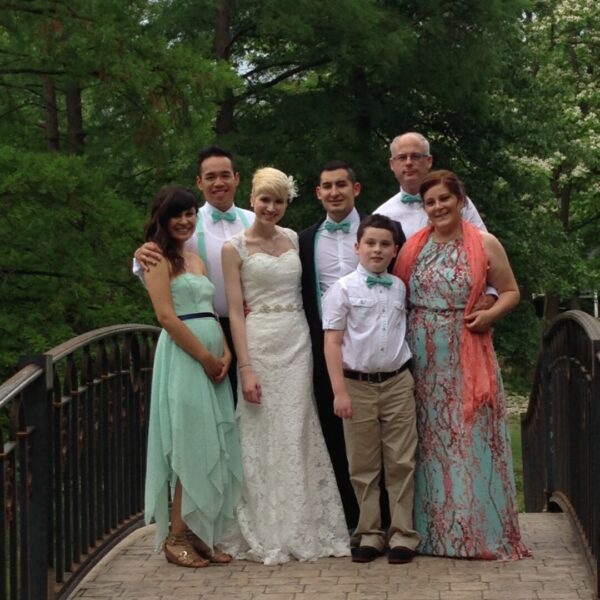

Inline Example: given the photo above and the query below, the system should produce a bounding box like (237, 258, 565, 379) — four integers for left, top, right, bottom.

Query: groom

(299, 160, 406, 531)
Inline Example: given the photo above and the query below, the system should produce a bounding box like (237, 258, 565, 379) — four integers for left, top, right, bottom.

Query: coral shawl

(394, 221, 497, 422)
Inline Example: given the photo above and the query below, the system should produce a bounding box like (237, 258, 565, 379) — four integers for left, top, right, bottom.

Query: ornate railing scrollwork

(523, 310, 600, 599)
(0, 324, 160, 600)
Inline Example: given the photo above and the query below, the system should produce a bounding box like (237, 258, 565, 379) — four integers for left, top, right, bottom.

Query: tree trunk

(567, 295, 580, 310)
(214, 0, 231, 60)
(352, 68, 371, 141)
(215, 90, 237, 136)
(42, 75, 60, 152)
(213, 0, 237, 136)
(66, 86, 84, 154)
(560, 185, 571, 230)
(543, 291, 560, 322)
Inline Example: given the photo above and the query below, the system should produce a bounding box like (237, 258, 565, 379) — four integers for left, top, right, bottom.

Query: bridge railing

(522, 310, 600, 598)
(0, 324, 160, 600)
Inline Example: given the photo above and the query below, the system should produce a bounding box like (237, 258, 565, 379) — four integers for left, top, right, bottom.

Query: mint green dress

(144, 273, 243, 550)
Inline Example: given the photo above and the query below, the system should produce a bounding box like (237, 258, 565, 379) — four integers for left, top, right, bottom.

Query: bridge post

(593, 339, 600, 599)
(19, 354, 54, 600)
(540, 340, 554, 509)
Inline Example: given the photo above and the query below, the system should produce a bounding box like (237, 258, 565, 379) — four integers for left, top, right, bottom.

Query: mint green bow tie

(366, 274, 393, 288)
(400, 191, 422, 204)
(324, 220, 350, 233)
(211, 210, 236, 223)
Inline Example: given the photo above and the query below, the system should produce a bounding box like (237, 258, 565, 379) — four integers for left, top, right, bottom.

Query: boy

(322, 214, 419, 564)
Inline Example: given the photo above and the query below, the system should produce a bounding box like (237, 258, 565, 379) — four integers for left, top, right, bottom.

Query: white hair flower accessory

(287, 175, 299, 203)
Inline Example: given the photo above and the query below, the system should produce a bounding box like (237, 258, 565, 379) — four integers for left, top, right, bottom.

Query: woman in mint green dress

(143, 186, 242, 568)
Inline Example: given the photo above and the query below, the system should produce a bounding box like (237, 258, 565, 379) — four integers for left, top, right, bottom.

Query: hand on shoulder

(135, 241, 163, 272)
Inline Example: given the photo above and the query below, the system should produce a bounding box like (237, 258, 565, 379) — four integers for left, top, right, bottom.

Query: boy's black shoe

(351, 545, 383, 563)
(388, 546, 416, 564)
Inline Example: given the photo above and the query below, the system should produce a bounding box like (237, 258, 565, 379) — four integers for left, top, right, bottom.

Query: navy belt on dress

(178, 312, 218, 321)
(343, 360, 411, 384)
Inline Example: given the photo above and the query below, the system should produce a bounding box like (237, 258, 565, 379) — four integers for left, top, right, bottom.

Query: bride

(221, 167, 350, 564)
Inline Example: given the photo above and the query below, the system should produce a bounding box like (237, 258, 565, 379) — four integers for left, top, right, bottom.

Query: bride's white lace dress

(221, 227, 350, 564)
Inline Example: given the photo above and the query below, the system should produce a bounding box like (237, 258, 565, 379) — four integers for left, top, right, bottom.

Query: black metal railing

(0, 324, 160, 600)
(522, 310, 600, 598)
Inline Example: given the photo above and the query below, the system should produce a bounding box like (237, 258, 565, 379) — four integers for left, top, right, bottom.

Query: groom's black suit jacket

(298, 213, 406, 530)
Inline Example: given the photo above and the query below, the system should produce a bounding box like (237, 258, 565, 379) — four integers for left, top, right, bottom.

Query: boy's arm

(324, 330, 353, 419)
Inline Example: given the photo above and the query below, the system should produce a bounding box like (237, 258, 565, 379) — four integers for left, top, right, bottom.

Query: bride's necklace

(256, 232, 282, 256)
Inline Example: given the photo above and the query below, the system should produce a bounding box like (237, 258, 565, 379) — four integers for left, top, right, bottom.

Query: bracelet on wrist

(239, 364, 251, 369)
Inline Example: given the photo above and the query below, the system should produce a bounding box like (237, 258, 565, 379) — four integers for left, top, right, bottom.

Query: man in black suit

(299, 160, 361, 530)
(299, 161, 406, 531)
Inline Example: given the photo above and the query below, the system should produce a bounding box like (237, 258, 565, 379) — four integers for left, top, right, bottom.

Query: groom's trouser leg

(220, 317, 237, 406)
(343, 379, 385, 552)
(313, 355, 359, 530)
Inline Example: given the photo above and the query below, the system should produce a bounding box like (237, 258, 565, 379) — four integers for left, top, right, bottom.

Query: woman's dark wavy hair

(144, 186, 198, 275)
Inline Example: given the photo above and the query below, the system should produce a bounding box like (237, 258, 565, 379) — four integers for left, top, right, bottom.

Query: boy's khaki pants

(343, 369, 420, 552)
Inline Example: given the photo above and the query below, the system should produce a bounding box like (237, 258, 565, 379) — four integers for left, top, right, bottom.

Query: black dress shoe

(388, 546, 416, 564)
(351, 545, 383, 563)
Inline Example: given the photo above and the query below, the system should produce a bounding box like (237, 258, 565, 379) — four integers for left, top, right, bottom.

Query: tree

(503, 0, 600, 321)
(4, 0, 584, 380)
(0, 0, 229, 374)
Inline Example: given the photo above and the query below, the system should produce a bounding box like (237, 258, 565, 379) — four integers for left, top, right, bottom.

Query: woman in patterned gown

(221, 167, 349, 565)
(144, 187, 243, 567)
(394, 170, 530, 560)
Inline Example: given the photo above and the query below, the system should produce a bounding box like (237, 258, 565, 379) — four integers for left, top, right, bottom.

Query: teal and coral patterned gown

(406, 237, 529, 560)
(144, 273, 243, 551)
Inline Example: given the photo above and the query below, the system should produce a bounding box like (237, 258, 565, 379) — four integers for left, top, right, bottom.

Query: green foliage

(495, 302, 542, 387)
(496, 0, 600, 306)
(0, 0, 227, 376)
(0, 147, 153, 372)
(1, 0, 598, 386)
(508, 416, 524, 511)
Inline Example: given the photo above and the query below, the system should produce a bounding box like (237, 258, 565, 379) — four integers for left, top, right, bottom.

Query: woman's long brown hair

(144, 186, 198, 275)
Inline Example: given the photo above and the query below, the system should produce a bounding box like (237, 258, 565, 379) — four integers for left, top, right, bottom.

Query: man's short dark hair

(197, 145, 237, 175)
(319, 160, 357, 184)
(357, 214, 399, 245)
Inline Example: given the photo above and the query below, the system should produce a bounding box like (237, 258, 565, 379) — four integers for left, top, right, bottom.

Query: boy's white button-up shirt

(322, 264, 412, 373)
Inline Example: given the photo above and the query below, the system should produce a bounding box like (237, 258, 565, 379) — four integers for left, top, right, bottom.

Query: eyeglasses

(391, 152, 429, 163)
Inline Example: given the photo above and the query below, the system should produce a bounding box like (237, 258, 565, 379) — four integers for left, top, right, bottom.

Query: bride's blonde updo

(251, 167, 298, 203)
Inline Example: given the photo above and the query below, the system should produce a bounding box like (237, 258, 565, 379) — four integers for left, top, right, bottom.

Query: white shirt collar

(356, 263, 386, 279)
(323, 207, 360, 227)
(201, 202, 237, 215)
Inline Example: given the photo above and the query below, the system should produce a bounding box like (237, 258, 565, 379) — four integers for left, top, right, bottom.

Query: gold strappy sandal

(164, 532, 209, 568)
(184, 529, 232, 565)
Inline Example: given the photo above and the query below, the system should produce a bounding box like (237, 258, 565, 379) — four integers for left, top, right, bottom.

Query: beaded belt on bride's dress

(252, 303, 303, 314)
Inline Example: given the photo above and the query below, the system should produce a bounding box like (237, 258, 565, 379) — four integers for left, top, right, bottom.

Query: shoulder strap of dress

(228, 231, 247, 259)
(282, 227, 299, 249)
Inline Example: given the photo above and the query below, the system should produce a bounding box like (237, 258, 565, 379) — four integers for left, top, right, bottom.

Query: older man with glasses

(375, 132, 486, 239)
